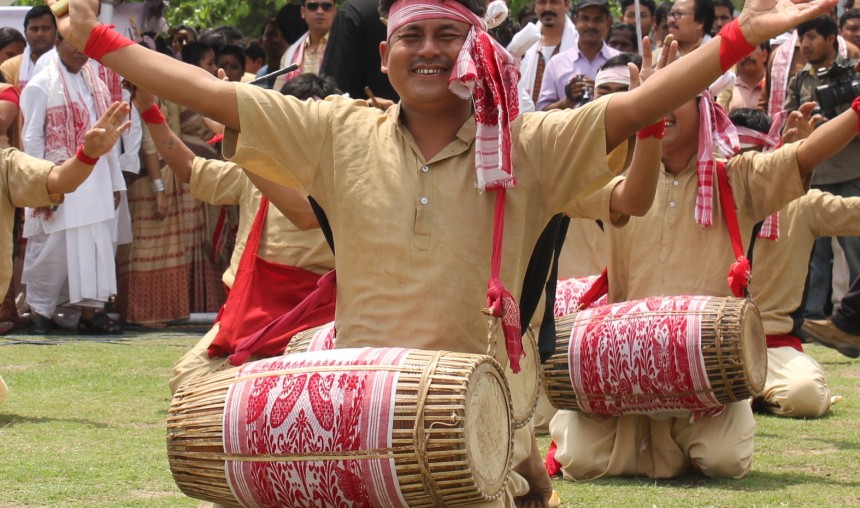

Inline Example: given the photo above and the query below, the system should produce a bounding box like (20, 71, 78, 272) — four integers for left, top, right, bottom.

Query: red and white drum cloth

(565, 295, 720, 415)
(222, 348, 411, 508)
(302, 321, 336, 352)
(554, 275, 608, 317)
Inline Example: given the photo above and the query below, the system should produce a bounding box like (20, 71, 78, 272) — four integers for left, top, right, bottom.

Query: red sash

(208, 197, 335, 362)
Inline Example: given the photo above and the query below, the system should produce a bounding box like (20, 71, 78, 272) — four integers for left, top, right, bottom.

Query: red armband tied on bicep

(637, 118, 666, 139)
(83, 24, 136, 62)
(852, 96, 860, 136)
(140, 103, 166, 124)
(718, 19, 755, 73)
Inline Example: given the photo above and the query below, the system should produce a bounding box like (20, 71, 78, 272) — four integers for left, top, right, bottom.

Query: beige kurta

(0, 148, 57, 295)
(750, 190, 860, 418)
(171, 157, 334, 393)
(551, 143, 806, 480)
(223, 86, 624, 361)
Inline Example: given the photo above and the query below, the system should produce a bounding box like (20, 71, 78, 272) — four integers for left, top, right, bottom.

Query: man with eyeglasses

(666, 0, 715, 55)
(273, 0, 337, 90)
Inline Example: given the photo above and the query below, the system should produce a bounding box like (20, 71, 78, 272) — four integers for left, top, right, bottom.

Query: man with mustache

(509, 0, 578, 112)
(537, 0, 618, 111)
(719, 42, 768, 113)
(667, 0, 715, 55)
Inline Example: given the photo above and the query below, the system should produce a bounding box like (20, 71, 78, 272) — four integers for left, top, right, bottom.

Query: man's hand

(737, 0, 838, 47)
(636, 35, 678, 86)
(82, 102, 132, 159)
(47, 0, 102, 50)
(782, 101, 821, 143)
(154, 191, 168, 220)
(565, 76, 593, 106)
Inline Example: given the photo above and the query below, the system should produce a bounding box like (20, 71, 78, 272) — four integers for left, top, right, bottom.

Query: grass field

(2, 331, 860, 507)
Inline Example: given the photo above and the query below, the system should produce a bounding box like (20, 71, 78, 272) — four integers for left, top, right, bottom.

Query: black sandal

(78, 312, 123, 335)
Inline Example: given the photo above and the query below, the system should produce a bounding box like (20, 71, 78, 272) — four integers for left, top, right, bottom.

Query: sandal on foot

(78, 312, 123, 335)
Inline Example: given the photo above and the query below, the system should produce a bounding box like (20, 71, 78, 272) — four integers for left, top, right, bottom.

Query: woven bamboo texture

(542, 296, 767, 413)
(167, 349, 513, 507)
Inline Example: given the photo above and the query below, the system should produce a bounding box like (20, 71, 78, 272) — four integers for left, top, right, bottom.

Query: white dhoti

(23, 220, 118, 316)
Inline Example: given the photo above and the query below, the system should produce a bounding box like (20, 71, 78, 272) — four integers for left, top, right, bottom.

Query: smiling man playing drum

(49, 0, 838, 504)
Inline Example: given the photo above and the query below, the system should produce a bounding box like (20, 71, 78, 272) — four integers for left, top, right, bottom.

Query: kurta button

(669, 201, 676, 208)
(673, 180, 679, 186)
(420, 197, 429, 205)
(421, 165, 429, 172)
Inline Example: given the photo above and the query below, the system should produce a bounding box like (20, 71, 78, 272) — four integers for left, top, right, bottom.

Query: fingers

(628, 62, 641, 90)
(663, 39, 679, 68)
(117, 119, 132, 134)
(217, 68, 229, 82)
(642, 36, 652, 66)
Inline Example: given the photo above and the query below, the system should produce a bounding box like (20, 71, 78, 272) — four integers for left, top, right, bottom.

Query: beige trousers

(0, 374, 7, 405)
(550, 401, 755, 480)
(758, 346, 831, 418)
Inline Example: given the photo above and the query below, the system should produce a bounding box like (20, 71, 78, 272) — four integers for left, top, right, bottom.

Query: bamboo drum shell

(167, 349, 514, 507)
(542, 297, 767, 413)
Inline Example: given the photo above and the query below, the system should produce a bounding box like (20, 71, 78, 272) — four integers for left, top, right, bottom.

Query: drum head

(465, 360, 512, 498)
(505, 327, 541, 429)
(740, 300, 768, 394)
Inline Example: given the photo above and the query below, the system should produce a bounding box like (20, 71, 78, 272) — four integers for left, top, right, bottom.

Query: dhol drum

(554, 275, 608, 317)
(542, 295, 766, 415)
(167, 347, 513, 507)
(284, 322, 540, 430)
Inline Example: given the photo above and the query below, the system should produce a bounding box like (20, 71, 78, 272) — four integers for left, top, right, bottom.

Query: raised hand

(82, 102, 132, 159)
(782, 101, 821, 143)
(737, 0, 838, 46)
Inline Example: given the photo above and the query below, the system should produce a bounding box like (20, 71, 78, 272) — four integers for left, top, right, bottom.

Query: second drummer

(550, 94, 860, 479)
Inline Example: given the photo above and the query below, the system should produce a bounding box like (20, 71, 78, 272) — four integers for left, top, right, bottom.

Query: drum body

(286, 322, 540, 430)
(543, 295, 766, 415)
(168, 347, 513, 507)
(554, 275, 608, 317)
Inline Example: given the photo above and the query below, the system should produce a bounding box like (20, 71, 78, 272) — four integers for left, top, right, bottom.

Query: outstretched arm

(46, 102, 131, 194)
(796, 99, 860, 176)
(49, 0, 239, 130)
(130, 87, 195, 184)
(603, 0, 838, 150)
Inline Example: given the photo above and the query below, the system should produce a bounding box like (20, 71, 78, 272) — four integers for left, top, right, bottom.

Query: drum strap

(715, 162, 752, 298)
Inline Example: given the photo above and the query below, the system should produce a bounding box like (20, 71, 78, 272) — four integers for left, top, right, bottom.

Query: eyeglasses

(305, 2, 334, 11)
(668, 10, 693, 20)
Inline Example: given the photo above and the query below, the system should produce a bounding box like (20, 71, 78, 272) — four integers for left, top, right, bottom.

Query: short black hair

(840, 8, 860, 29)
(276, 3, 309, 44)
(798, 15, 838, 39)
(729, 108, 772, 134)
(245, 40, 265, 62)
(601, 52, 643, 70)
(694, 0, 716, 35)
(0, 27, 25, 50)
(280, 73, 342, 100)
(621, 0, 656, 17)
(712, 0, 734, 14)
(181, 42, 213, 66)
(518, 2, 537, 25)
(654, 1, 673, 25)
(379, 0, 487, 19)
(609, 23, 638, 49)
(489, 17, 520, 47)
(24, 5, 56, 30)
(217, 45, 246, 71)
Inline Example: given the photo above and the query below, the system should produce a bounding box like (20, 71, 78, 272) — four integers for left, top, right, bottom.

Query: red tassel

(207, 133, 224, 145)
(545, 441, 562, 476)
(487, 277, 523, 373)
(727, 256, 751, 298)
(579, 267, 609, 310)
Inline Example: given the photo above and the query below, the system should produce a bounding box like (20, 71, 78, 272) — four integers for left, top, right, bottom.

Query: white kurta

(19, 60, 122, 313)
(515, 17, 578, 113)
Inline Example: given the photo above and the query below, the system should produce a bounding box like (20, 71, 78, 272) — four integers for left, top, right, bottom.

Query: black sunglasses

(306, 2, 334, 11)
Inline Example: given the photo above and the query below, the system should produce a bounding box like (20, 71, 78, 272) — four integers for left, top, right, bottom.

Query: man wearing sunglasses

(273, 0, 337, 90)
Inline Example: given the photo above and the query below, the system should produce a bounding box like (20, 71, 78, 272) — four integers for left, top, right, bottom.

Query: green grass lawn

(2, 332, 860, 507)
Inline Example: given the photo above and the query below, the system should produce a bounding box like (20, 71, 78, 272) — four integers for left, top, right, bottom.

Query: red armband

(852, 96, 860, 136)
(140, 103, 166, 124)
(637, 118, 666, 139)
(83, 24, 136, 62)
(76, 146, 99, 166)
(718, 19, 755, 73)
